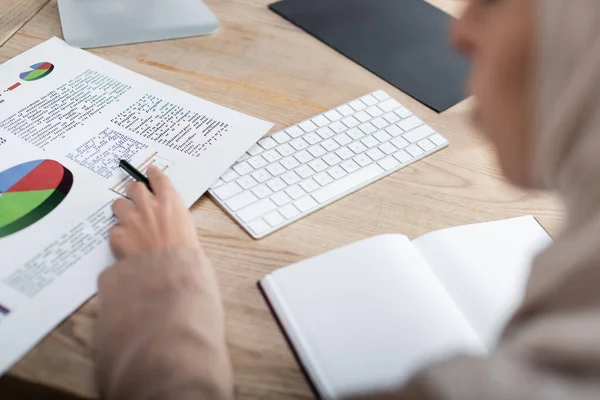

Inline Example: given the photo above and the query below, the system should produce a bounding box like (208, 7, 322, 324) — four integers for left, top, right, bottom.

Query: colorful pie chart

(19, 62, 54, 82)
(0, 160, 73, 238)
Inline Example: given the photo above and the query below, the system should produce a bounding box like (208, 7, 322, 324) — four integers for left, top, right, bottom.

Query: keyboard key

(378, 156, 401, 171)
(272, 130, 291, 144)
(395, 107, 412, 119)
(238, 175, 258, 190)
(361, 136, 380, 148)
(248, 155, 268, 169)
(383, 112, 401, 124)
(251, 168, 272, 183)
(259, 136, 278, 150)
(266, 162, 286, 176)
(429, 133, 449, 146)
(304, 132, 322, 145)
(336, 147, 355, 160)
(418, 138, 437, 152)
(359, 122, 377, 135)
(282, 171, 302, 185)
(286, 184, 306, 200)
(372, 117, 389, 129)
(312, 164, 385, 204)
(233, 161, 253, 175)
(277, 143, 295, 157)
(361, 94, 378, 106)
(237, 153, 250, 163)
(252, 184, 274, 199)
(354, 111, 371, 123)
(249, 219, 270, 235)
(227, 191, 258, 211)
(291, 138, 309, 151)
(338, 104, 355, 116)
(308, 144, 327, 158)
(391, 136, 409, 149)
(398, 116, 424, 132)
(378, 98, 401, 112)
(366, 106, 384, 117)
(373, 90, 390, 101)
(279, 204, 300, 219)
(379, 142, 397, 155)
(394, 150, 413, 164)
(367, 148, 385, 161)
(341, 116, 360, 128)
(296, 165, 315, 179)
(312, 115, 330, 127)
(346, 128, 365, 140)
(406, 144, 425, 157)
(386, 125, 404, 137)
(328, 165, 348, 180)
(317, 127, 335, 139)
(330, 121, 347, 134)
(349, 99, 367, 111)
(267, 177, 287, 192)
(321, 139, 340, 152)
(354, 153, 373, 167)
(300, 120, 318, 133)
(211, 178, 224, 189)
(272, 192, 292, 206)
(237, 198, 278, 223)
(221, 168, 239, 182)
(262, 149, 282, 163)
(325, 109, 343, 121)
(300, 178, 320, 193)
(264, 211, 285, 227)
(294, 150, 313, 164)
(403, 125, 435, 143)
(374, 130, 392, 143)
(247, 144, 264, 156)
(348, 141, 367, 154)
(334, 133, 353, 146)
(213, 181, 243, 200)
(294, 196, 318, 212)
(286, 126, 304, 138)
(309, 159, 328, 173)
(341, 160, 360, 173)
(314, 172, 334, 186)
(323, 153, 342, 166)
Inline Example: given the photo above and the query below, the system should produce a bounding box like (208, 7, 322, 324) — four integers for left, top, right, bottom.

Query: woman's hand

(109, 165, 200, 260)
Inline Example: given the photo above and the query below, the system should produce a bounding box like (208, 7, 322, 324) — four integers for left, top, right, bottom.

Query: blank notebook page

(263, 235, 484, 399)
(413, 216, 552, 348)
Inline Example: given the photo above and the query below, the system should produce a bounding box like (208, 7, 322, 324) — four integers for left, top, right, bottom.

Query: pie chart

(19, 62, 54, 82)
(0, 160, 73, 238)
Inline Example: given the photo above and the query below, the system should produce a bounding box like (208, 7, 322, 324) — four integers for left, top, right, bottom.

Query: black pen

(119, 159, 152, 192)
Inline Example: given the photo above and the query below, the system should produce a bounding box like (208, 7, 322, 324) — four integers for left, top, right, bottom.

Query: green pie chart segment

(0, 160, 73, 238)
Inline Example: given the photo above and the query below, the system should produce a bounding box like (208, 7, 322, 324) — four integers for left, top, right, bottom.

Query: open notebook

(259, 216, 552, 399)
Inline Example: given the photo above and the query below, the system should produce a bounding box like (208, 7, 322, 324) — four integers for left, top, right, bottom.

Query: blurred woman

(96, 0, 600, 399)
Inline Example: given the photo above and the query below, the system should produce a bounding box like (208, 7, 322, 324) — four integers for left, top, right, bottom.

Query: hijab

(508, 0, 600, 329)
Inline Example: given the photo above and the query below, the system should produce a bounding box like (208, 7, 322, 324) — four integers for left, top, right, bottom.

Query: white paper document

(0, 38, 272, 374)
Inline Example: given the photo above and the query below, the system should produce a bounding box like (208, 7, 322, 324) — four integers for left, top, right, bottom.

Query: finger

(147, 165, 176, 198)
(109, 225, 129, 260)
(126, 181, 153, 207)
(112, 198, 134, 222)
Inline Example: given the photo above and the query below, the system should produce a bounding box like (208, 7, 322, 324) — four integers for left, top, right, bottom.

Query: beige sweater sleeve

(95, 249, 600, 400)
(95, 248, 234, 400)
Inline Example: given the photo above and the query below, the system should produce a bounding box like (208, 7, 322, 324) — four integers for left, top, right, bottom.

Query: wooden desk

(0, 0, 563, 398)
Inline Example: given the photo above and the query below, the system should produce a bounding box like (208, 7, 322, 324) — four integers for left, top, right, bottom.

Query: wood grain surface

(0, 0, 563, 398)
(0, 0, 49, 47)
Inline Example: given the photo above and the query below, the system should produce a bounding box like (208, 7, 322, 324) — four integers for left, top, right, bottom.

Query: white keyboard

(209, 91, 448, 239)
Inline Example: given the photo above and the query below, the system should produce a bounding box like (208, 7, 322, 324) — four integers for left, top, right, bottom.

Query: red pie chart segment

(5, 160, 66, 193)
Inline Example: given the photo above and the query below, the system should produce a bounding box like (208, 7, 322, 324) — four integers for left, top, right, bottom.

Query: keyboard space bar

(312, 164, 385, 204)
